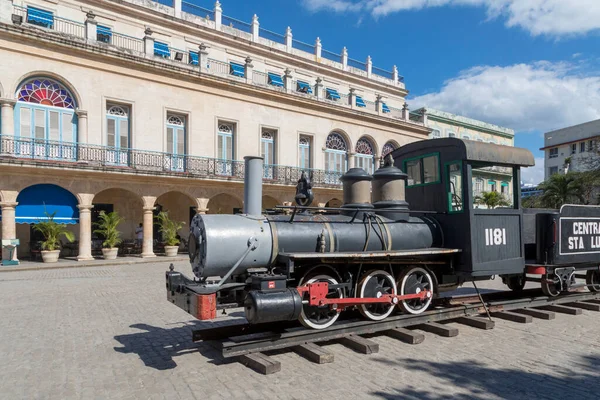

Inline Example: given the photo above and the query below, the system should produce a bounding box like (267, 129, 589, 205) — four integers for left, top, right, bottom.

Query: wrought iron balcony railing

(0, 135, 344, 188)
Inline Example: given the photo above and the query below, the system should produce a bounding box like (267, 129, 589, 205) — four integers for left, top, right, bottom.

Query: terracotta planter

(164, 245, 179, 257)
(102, 248, 118, 260)
(41, 250, 60, 263)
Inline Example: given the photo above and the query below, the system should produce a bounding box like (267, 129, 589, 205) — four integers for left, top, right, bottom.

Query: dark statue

(294, 171, 314, 207)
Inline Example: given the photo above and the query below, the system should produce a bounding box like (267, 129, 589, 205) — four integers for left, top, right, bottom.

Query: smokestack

(243, 156, 264, 216)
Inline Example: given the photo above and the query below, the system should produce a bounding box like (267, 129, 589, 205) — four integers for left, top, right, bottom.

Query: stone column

(75, 109, 88, 143)
(285, 27, 292, 53)
(76, 209, 93, 261)
(244, 56, 253, 84)
(402, 103, 410, 122)
(420, 106, 427, 125)
(141, 196, 156, 258)
(315, 37, 322, 60)
(214, 0, 222, 30)
(315, 77, 323, 100)
(341, 47, 348, 71)
(195, 198, 210, 214)
(393, 65, 399, 85)
(348, 152, 356, 169)
(198, 43, 209, 72)
(0, 0, 13, 25)
(0, 201, 18, 262)
(366, 55, 372, 78)
(349, 88, 356, 109)
(0, 98, 16, 136)
(284, 68, 293, 94)
(376, 94, 383, 116)
(144, 27, 154, 56)
(85, 11, 97, 40)
(251, 14, 259, 42)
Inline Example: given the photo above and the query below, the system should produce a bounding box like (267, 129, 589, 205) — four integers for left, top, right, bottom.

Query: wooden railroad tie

(293, 343, 334, 364)
(239, 352, 281, 375)
(565, 302, 600, 312)
(413, 322, 459, 337)
(454, 317, 495, 330)
(383, 328, 425, 344)
(338, 335, 379, 354)
(512, 308, 556, 320)
(490, 311, 532, 323)
(536, 305, 582, 315)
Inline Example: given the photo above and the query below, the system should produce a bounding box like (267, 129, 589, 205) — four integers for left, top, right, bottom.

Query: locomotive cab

(391, 138, 535, 279)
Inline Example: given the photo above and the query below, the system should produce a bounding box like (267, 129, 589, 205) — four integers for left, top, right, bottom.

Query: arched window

(382, 141, 397, 158)
(299, 136, 311, 170)
(431, 129, 441, 139)
(217, 121, 235, 175)
(15, 78, 78, 159)
(355, 137, 375, 174)
(261, 128, 277, 179)
(325, 132, 348, 182)
(166, 114, 186, 172)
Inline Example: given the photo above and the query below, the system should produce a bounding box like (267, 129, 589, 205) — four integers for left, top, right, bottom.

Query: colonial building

(542, 119, 600, 180)
(410, 107, 515, 206)
(0, 0, 430, 261)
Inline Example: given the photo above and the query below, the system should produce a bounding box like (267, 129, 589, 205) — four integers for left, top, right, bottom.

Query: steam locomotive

(166, 138, 600, 330)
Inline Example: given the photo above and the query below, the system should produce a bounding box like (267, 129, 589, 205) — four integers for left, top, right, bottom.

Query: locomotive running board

(212, 290, 600, 358)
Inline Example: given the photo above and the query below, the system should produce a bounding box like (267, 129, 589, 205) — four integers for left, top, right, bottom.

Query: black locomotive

(166, 138, 600, 329)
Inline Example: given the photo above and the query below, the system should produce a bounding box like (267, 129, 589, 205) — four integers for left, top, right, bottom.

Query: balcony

(4, 3, 422, 127)
(0, 135, 344, 188)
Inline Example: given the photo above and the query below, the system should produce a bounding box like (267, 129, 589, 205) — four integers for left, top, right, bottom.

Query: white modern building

(542, 119, 600, 180)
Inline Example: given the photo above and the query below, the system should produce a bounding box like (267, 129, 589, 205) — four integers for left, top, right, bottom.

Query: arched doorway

(207, 193, 242, 215)
(355, 137, 376, 174)
(155, 191, 195, 251)
(93, 188, 142, 255)
(325, 198, 342, 208)
(325, 132, 348, 184)
(262, 195, 279, 212)
(14, 77, 78, 160)
(14, 184, 79, 259)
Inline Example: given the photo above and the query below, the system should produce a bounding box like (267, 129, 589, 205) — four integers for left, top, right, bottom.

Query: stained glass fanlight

(356, 138, 374, 155)
(326, 132, 347, 151)
(18, 78, 75, 109)
(382, 142, 397, 157)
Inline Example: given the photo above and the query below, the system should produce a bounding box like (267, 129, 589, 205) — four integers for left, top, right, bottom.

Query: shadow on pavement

(113, 320, 244, 370)
(370, 354, 600, 399)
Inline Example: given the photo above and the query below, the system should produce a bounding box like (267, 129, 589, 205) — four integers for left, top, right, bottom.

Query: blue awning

(27, 6, 54, 27)
(326, 88, 340, 100)
(268, 73, 284, 87)
(501, 182, 509, 187)
(355, 95, 366, 107)
(13, 184, 79, 224)
(297, 81, 312, 94)
(189, 51, 199, 65)
(488, 180, 496, 185)
(97, 25, 112, 37)
(154, 41, 170, 57)
(382, 102, 391, 113)
(230, 62, 245, 77)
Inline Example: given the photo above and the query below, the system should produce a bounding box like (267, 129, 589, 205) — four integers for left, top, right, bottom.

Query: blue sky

(190, 0, 600, 184)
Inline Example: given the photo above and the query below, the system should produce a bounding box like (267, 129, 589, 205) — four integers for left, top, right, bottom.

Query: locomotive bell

(340, 168, 374, 213)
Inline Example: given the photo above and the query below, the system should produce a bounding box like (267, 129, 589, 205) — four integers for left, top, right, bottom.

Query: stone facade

(0, 0, 430, 261)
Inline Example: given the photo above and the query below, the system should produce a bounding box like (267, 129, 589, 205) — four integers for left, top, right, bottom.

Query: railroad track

(192, 289, 600, 375)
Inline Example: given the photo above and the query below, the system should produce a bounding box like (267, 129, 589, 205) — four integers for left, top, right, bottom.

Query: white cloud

(301, 0, 600, 37)
(521, 157, 545, 185)
(409, 61, 600, 133)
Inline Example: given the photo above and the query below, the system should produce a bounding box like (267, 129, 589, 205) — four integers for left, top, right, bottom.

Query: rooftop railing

(0, 135, 344, 188)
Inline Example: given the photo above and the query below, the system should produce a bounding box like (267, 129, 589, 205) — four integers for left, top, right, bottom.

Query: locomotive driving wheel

(298, 273, 344, 330)
(396, 266, 434, 315)
(586, 270, 600, 292)
(357, 270, 397, 321)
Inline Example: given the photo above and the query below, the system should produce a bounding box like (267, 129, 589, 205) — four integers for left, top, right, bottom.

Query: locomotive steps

(193, 290, 600, 375)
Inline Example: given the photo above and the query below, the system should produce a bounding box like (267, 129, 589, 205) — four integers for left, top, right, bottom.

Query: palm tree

(538, 173, 584, 209)
(474, 191, 510, 209)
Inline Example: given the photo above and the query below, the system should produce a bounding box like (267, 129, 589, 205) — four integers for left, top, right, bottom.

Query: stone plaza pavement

(1, 260, 599, 400)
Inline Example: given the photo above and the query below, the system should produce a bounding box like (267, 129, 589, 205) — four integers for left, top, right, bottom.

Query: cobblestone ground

(1, 261, 599, 400)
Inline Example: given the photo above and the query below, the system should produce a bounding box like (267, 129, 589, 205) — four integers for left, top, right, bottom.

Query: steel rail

(206, 290, 600, 357)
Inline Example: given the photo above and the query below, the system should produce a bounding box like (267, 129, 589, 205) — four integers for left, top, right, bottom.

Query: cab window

(404, 153, 440, 187)
(447, 162, 463, 212)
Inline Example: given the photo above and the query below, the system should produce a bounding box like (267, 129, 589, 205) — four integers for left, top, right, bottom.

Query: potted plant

(33, 211, 75, 263)
(93, 210, 123, 260)
(155, 211, 185, 257)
